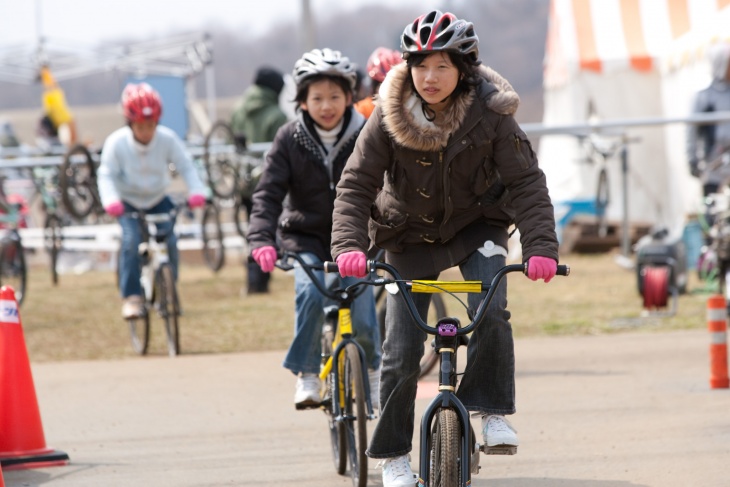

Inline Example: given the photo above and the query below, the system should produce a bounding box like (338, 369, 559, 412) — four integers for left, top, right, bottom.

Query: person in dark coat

(247, 48, 381, 409)
(331, 10, 560, 486)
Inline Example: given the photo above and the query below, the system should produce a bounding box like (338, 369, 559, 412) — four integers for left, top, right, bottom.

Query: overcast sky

(2, 0, 452, 45)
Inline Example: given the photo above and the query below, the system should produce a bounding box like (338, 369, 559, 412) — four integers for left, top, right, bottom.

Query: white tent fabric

(540, 0, 730, 232)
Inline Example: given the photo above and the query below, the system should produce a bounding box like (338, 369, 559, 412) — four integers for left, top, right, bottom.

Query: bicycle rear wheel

(233, 196, 250, 239)
(127, 309, 150, 355)
(0, 237, 26, 306)
(429, 408, 460, 487)
(59, 144, 100, 219)
(43, 213, 63, 285)
(204, 121, 239, 199)
(156, 264, 180, 356)
(343, 343, 368, 487)
(201, 202, 225, 272)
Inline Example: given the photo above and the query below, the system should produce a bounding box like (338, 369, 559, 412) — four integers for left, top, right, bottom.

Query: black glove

(689, 158, 701, 178)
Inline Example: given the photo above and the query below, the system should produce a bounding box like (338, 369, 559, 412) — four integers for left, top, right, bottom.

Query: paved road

(3, 329, 729, 487)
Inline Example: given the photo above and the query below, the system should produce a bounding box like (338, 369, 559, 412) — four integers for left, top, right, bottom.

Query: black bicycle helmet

(292, 48, 358, 90)
(401, 10, 479, 64)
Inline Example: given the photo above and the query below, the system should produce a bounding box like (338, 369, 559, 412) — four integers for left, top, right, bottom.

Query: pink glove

(188, 194, 206, 208)
(105, 201, 124, 217)
(252, 246, 277, 273)
(337, 251, 367, 278)
(526, 256, 557, 283)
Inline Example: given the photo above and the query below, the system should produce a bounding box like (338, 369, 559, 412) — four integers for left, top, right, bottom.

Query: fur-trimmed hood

(378, 63, 521, 152)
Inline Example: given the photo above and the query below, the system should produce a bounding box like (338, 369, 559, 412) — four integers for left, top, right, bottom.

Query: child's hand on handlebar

(187, 194, 207, 208)
(252, 246, 277, 273)
(526, 256, 557, 283)
(336, 251, 367, 278)
(105, 201, 124, 217)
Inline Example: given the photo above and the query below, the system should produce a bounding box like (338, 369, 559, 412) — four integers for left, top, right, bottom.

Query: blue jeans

(118, 197, 178, 298)
(282, 252, 382, 375)
(367, 251, 513, 459)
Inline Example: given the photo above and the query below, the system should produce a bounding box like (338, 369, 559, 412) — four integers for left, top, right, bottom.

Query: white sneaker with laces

(378, 454, 417, 487)
(482, 414, 519, 447)
(294, 373, 321, 408)
(122, 295, 143, 319)
(368, 367, 380, 410)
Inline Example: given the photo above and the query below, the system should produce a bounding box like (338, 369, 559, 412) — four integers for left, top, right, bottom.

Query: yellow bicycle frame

(319, 307, 354, 407)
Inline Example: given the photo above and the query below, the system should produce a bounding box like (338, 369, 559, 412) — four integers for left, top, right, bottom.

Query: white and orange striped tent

(540, 0, 730, 232)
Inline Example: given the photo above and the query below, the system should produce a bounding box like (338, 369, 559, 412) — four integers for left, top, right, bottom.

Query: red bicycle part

(642, 265, 669, 309)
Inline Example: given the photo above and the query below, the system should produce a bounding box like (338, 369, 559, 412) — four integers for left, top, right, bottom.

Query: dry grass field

(16, 249, 712, 363)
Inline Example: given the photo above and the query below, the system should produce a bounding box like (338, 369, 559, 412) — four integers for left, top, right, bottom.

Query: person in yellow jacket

(37, 65, 77, 149)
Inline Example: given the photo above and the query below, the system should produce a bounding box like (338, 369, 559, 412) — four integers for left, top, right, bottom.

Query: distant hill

(0, 1, 549, 144)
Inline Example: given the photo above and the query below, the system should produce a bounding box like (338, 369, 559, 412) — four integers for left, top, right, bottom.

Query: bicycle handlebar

(323, 259, 569, 336)
(273, 251, 370, 304)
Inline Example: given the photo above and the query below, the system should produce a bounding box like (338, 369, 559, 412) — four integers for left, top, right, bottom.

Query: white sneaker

(294, 373, 321, 408)
(368, 367, 380, 410)
(121, 295, 143, 319)
(378, 454, 417, 487)
(482, 414, 519, 447)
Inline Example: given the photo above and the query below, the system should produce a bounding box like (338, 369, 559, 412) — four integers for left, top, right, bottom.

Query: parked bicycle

(0, 191, 28, 306)
(274, 251, 376, 487)
(365, 258, 569, 486)
(59, 143, 103, 220)
(202, 121, 264, 262)
(122, 203, 186, 357)
(28, 165, 66, 285)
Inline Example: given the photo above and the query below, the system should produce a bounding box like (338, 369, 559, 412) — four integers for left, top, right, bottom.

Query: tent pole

(620, 141, 630, 258)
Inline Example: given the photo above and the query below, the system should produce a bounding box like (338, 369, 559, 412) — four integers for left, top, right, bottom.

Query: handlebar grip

(323, 261, 339, 273)
(557, 265, 570, 276)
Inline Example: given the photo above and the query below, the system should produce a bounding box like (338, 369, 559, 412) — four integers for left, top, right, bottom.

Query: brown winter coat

(331, 63, 558, 278)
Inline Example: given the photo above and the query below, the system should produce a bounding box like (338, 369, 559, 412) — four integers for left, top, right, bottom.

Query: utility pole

(301, 0, 316, 51)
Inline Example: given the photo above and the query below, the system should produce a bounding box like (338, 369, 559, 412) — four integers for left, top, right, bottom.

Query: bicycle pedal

(480, 444, 518, 455)
(295, 400, 322, 411)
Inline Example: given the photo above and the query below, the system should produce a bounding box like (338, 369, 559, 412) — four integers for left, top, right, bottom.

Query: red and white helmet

(401, 10, 480, 64)
(121, 83, 162, 123)
(366, 47, 403, 83)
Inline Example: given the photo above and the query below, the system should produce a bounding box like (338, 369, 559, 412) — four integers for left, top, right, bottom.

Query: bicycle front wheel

(127, 309, 150, 355)
(59, 143, 100, 219)
(0, 237, 27, 306)
(203, 121, 239, 199)
(343, 343, 368, 487)
(155, 264, 180, 356)
(43, 213, 63, 285)
(429, 408, 460, 487)
(201, 202, 225, 272)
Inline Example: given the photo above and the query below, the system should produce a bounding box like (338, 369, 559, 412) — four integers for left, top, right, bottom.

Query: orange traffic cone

(0, 286, 69, 469)
(707, 295, 729, 389)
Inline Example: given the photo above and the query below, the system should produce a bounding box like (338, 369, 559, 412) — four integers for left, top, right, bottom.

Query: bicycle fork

(418, 319, 479, 487)
(319, 305, 376, 420)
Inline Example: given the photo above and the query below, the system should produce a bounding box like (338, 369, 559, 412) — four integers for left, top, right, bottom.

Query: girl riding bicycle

(248, 48, 381, 409)
(97, 83, 207, 319)
(332, 10, 560, 486)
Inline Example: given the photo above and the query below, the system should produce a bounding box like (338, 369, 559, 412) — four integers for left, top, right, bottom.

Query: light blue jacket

(97, 125, 207, 209)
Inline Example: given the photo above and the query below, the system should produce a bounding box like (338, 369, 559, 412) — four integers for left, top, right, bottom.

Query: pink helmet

(366, 47, 403, 83)
(401, 10, 480, 64)
(121, 83, 162, 123)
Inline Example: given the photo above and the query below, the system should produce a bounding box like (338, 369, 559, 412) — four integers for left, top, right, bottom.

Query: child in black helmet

(332, 11, 560, 486)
